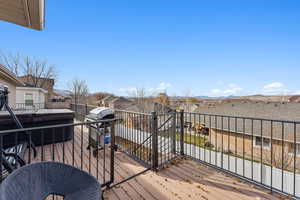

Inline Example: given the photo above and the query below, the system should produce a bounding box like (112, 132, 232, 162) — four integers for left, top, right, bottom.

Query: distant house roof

(53, 89, 72, 98)
(0, 0, 45, 30)
(101, 95, 116, 102)
(190, 101, 300, 143)
(111, 96, 132, 103)
(125, 101, 173, 114)
(123, 104, 141, 113)
(195, 101, 300, 122)
(0, 64, 24, 86)
(18, 75, 54, 85)
(289, 96, 300, 103)
(109, 97, 136, 110)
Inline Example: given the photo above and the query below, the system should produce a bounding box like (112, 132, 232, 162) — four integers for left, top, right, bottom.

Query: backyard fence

(182, 112, 300, 198)
(69, 104, 300, 198)
(1, 103, 299, 198)
(114, 110, 180, 168)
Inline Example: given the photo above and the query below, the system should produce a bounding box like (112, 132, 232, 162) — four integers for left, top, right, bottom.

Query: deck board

(22, 127, 286, 200)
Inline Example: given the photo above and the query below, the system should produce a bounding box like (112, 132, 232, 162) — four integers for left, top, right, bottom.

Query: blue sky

(1, 0, 300, 96)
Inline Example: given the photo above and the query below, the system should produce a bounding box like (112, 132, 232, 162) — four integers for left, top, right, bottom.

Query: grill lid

(86, 107, 114, 120)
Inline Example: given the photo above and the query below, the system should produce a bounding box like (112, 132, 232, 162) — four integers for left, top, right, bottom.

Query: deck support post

(151, 112, 159, 170)
(110, 120, 115, 184)
(171, 111, 177, 154)
(180, 110, 184, 156)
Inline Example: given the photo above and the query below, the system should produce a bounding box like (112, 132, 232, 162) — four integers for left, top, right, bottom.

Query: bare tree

(87, 92, 114, 105)
(0, 51, 22, 76)
(68, 78, 89, 104)
(182, 89, 198, 112)
(0, 51, 58, 88)
(156, 93, 170, 107)
(127, 87, 155, 113)
(22, 56, 57, 88)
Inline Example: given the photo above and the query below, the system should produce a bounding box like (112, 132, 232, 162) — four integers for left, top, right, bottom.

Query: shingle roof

(101, 95, 116, 102)
(187, 101, 300, 143)
(0, 64, 24, 86)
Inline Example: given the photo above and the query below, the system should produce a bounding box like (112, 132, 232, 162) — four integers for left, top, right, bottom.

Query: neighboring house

(100, 95, 117, 107)
(170, 97, 202, 112)
(15, 86, 47, 110)
(188, 101, 300, 169)
(289, 95, 300, 103)
(52, 89, 72, 102)
(18, 75, 55, 100)
(46, 90, 72, 109)
(108, 97, 135, 110)
(0, 65, 48, 110)
(124, 99, 172, 114)
(99, 95, 172, 114)
(179, 102, 200, 112)
(0, 64, 24, 108)
(99, 95, 138, 111)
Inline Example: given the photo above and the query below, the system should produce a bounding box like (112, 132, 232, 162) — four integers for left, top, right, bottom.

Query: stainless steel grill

(85, 107, 115, 156)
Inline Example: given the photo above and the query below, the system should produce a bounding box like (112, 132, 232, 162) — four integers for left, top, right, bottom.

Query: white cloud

(157, 82, 172, 92)
(119, 82, 172, 95)
(294, 91, 300, 95)
(119, 87, 137, 94)
(211, 89, 222, 94)
(263, 82, 284, 90)
(223, 87, 243, 94)
(210, 84, 243, 96)
(148, 82, 172, 93)
(261, 82, 289, 95)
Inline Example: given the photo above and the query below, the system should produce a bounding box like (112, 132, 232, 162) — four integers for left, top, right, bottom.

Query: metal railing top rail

(156, 111, 176, 116)
(115, 109, 152, 116)
(184, 111, 300, 124)
(70, 103, 91, 106)
(0, 118, 118, 136)
(181, 111, 299, 199)
(14, 103, 45, 109)
(15, 103, 45, 105)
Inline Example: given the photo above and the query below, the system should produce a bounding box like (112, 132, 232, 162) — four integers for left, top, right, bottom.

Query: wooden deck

(24, 127, 286, 200)
(104, 157, 287, 200)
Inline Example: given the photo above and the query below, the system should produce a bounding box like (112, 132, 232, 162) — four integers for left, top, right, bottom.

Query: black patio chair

(1, 143, 27, 180)
(0, 85, 37, 179)
(0, 162, 101, 200)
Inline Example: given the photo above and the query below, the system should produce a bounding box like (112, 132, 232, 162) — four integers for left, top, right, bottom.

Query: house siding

(16, 88, 46, 108)
(207, 128, 300, 170)
(18, 75, 54, 100)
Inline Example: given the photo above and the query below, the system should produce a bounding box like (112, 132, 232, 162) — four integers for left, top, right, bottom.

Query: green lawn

(176, 133, 208, 148)
(158, 131, 211, 148)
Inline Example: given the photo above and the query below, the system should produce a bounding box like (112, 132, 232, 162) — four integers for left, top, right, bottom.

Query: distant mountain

(54, 89, 72, 97)
(194, 95, 238, 99)
(171, 94, 293, 103)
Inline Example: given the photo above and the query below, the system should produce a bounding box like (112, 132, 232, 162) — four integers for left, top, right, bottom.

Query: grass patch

(177, 133, 207, 148)
(115, 136, 152, 162)
(158, 131, 212, 149)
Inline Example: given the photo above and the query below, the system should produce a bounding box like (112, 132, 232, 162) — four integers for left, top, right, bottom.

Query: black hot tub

(0, 109, 74, 149)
